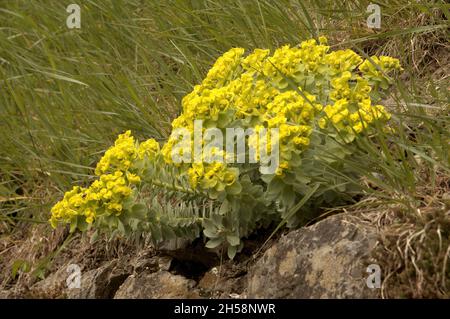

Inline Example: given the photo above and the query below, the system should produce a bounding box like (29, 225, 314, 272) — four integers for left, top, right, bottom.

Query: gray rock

(29, 264, 70, 298)
(26, 213, 380, 299)
(247, 214, 379, 298)
(132, 255, 172, 273)
(197, 264, 248, 298)
(30, 259, 131, 299)
(67, 259, 130, 299)
(114, 271, 199, 299)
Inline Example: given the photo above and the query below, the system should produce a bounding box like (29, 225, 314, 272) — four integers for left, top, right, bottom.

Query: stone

(247, 214, 379, 298)
(30, 259, 131, 299)
(114, 270, 199, 299)
(67, 259, 130, 299)
(132, 255, 172, 273)
(24, 213, 381, 299)
(197, 264, 248, 298)
(28, 264, 70, 298)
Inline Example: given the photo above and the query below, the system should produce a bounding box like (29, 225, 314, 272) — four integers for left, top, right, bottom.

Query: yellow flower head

(95, 130, 137, 175)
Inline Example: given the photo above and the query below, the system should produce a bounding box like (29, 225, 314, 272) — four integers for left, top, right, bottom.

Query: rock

(29, 265, 70, 298)
(132, 255, 172, 273)
(247, 214, 379, 298)
(26, 213, 380, 299)
(67, 259, 130, 299)
(30, 259, 131, 299)
(114, 271, 199, 298)
(198, 264, 248, 298)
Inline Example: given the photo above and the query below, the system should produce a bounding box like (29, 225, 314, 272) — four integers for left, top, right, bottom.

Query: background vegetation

(0, 0, 448, 297)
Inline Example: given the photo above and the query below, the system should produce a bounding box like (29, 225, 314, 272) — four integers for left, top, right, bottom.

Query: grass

(0, 0, 449, 297)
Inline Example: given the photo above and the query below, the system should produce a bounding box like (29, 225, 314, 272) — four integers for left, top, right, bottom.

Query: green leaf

(161, 224, 176, 240)
(131, 203, 147, 220)
(208, 188, 220, 199)
(90, 230, 99, 244)
(117, 219, 126, 234)
(150, 224, 162, 243)
(260, 173, 275, 184)
(11, 260, 31, 279)
(106, 215, 118, 229)
(69, 217, 78, 233)
(203, 227, 218, 239)
(226, 181, 242, 195)
(227, 245, 237, 260)
(129, 218, 140, 231)
(219, 199, 230, 215)
(226, 234, 240, 246)
(205, 237, 223, 249)
(294, 172, 311, 184)
(77, 216, 89, 232)
(217, 112, 231, 127)
(281, 186, 296, 209)
(202, 218, 216, 230)
(122, 197, 135, 211)
(266, 178, 284, 200)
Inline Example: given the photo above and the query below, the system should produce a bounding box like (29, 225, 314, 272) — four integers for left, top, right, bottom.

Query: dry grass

(365, 170, 450, 298)
(326, 162, 450, 299)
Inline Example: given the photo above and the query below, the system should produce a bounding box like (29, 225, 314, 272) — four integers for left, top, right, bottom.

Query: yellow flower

(330, 71, 352, 101)
(85, 208, 95, 224)
(224, 171, 237, 186)
(242, 48, 270, 72)
(318, 35, 328, 45)
(126, 172, 141, 184)
(325, 49, 362, 73)
(138, 138, 160, 159)
(95, 130, 137, 175)
(188, 161, 239, 192)
(107, 203, 122, 212)
(292, 136, 310, 146)
(202, 48, 245, 89)
(359, 56, 402, 79)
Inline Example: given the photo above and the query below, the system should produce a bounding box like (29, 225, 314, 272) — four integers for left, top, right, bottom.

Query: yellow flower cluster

(188, 162, 238, 192)
(51, 130, 159, 227)
(163, 36, 399, 180)
(319, 99, 390, 134)
(95, 130, 136, 175)
(241, 49, 270, 74)
(49, 171, 141, 227)
(318, 54, 397, 134)
(359, 56, 403, 79)
(138, 138, 160, 160)
(50, 186, 87, 228)
(233, 74, 279, 118)
(202, 48, 245, 90)
(181, 86, 234, 126)
(95, 131, 159, 176)
(262, 37, 329, 80)
(325, 49, 362, 74)
(264, 90, 318, 167)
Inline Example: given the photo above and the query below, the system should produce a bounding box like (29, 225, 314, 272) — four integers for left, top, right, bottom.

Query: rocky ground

(0, 212, 385, 299)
